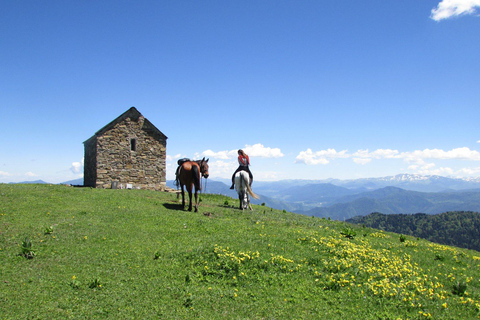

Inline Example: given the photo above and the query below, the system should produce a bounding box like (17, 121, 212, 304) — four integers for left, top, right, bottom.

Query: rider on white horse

(230, 149, 253, 189)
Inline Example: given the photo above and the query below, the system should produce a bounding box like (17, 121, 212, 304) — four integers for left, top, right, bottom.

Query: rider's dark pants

(231, 166, 253, 186)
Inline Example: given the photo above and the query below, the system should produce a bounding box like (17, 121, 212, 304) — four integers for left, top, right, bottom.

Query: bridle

(201, 164, 208, 193)
(196, 160, 209, 195)
(202, 176, 208, 193)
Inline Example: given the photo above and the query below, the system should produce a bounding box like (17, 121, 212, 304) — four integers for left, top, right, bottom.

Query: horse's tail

(175, 173, 179, 189)
(175, 166, 181, 188)
(192, 164, 201, 190)
(244, 176, 259, 199)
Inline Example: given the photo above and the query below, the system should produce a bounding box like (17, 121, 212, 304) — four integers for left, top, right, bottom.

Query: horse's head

(199, 157, 209, 178)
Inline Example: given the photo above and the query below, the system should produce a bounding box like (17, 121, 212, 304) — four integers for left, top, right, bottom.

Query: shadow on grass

(163, 203, 185, 211)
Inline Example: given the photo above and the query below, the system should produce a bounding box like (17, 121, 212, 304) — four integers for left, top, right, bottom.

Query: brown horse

(175, 158, 209, 212)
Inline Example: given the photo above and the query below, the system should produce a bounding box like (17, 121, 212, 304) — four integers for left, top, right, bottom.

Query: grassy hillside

(1, 184, 480, 319)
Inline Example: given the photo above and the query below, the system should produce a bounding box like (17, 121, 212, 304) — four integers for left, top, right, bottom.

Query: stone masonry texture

(83, 107, 168, 190)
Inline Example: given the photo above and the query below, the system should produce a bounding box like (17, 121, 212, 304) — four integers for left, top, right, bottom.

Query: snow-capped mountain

(327, 174, 480, 192)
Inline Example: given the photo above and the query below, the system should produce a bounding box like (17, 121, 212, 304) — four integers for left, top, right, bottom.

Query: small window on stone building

(130, 138, 136, 152)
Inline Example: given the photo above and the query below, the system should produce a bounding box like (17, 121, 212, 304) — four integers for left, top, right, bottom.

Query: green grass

(1, 184, 480, 319)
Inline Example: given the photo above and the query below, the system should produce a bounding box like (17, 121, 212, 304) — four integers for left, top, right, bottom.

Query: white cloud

(0, 171, 12, 177)
(457, 167, 480, 175)
(166, 154, 183, 161)
(197, 149, 237, 160)
(254, 171, 281, 181)
(422, 163, 436, 170)
(296, 147, 480, 167)
(70, 159, 84, 174)
(399, 147, 480, 162)
(243, 144, 284, 158)
(296, 148, 394, 165)
(431, 0, 480, 21)
(353, 149, 399, 159)
(295, 148, 348, 165)
(407, 164, 419, 171)
(187, 144, 284, 180)
(196, 144, 284, 160)
(352, 149, 371, 159)
(353, 158, 372, 165)
(25, 172, 38, 177)
(412, 163, 454, 176)
(207, 160, 238, 179)
(408, 164, 480, 178)
(371, 149, 399, 159)
(407, 161, 457, 176)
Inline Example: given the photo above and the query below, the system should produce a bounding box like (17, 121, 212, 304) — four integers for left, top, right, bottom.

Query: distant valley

(169, 174, 480, 221)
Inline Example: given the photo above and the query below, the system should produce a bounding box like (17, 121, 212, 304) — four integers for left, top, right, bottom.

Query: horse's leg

(194, 188, 198, 212)
(241, 189, 247, 210)
(187, 184, 193, 211)
(180, 184, 186, 208)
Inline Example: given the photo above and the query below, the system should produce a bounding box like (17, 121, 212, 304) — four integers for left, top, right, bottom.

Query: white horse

(234, 171, 259, 210)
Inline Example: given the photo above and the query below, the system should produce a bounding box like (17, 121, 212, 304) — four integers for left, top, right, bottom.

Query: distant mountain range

(170, 174, 480, 220)
(253, 174, 480, 194)
(302, 187, 480, 220)
(8, 174, 480, 221)
(327, 174, 480, 192)
(8, 180, 50, 184)
(60, 178, 84, 185)
(7, 178, 84, 185)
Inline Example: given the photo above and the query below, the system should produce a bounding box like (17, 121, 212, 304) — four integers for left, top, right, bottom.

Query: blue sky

(1, 1, 480, 183)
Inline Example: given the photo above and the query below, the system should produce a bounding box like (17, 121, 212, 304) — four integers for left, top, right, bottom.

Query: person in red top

(230, 149, 253, 189)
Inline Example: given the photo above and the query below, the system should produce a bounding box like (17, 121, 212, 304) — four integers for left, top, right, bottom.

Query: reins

(201, 176, 207, 194)
(197, 159, 208, 195)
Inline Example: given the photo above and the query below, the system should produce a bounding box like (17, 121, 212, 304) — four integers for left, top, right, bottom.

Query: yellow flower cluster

(269, 254, 294, 267)
(303, 234, 449, 303)
(419, 311, 432, 318)
(403, 240, 418, 247)
(427, 243, 461, 256)
(213, 245, 260, 265)
(459, 297, 480, 311)
(211, 245, 300, 275)
(370, 231, 389, 238)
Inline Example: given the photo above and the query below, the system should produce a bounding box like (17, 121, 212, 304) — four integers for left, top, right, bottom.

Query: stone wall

(87, 114, 167, 190)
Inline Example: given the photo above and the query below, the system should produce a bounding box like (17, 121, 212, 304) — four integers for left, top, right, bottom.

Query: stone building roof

(83, 107, 168, 144)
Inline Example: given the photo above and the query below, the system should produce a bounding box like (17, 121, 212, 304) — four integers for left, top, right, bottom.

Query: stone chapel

(83, 107, 168, 190)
